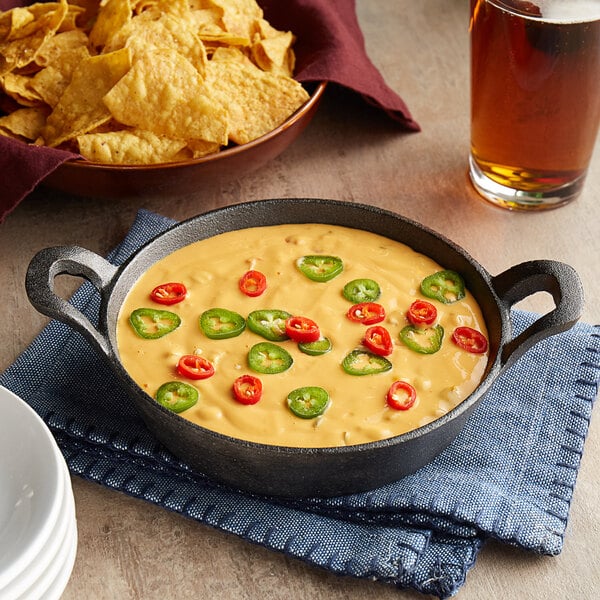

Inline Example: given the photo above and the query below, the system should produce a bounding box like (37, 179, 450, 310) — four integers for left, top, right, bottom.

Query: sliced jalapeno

(298, 337, 332, 356)
(342, 278, 381, 303)
(130, 308, 181, 339)
(155, 381, 198, 413)
(247, 309, 291, 341)
(420, 270, 465, 304)
(296, 255, 343, 282)
(399, 324, 444, 354)
(248, 342, 293, 374)
(341, 349, 392, 375)
(200, 308, 245, 339)
(287, 386, 330, 419)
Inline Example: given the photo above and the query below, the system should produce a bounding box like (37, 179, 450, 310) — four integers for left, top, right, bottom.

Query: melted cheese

(116, 224, 488, 447)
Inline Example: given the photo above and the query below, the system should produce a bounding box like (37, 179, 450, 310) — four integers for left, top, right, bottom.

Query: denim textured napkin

(2, 209, 598, 599)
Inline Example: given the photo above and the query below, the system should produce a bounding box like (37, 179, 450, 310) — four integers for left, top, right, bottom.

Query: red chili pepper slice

(176, 355, 215, 380)
(387, 381, 417, 411)
(239, 270, 267, 297)
(451, 326, 488, 354)
(150, 282, 187, 305)
(363, 325, 393, 356)
(232, 375, 263, 405)
(285, 316, 321, 343)
(407, 299, 437, 326)
(346, 302, 386, 325)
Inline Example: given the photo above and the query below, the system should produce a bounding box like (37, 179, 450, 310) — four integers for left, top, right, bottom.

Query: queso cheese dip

(116, 224, 489, 448)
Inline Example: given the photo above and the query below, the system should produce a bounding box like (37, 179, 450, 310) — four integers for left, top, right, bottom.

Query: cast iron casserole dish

(25, 198, 584, 497)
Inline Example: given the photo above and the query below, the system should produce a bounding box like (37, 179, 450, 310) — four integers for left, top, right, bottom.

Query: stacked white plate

(0, 386, 77, 600)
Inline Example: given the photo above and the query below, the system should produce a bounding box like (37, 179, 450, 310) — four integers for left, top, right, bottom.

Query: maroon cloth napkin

(0, 0, 419, 222)
(261, 0, 419, 130)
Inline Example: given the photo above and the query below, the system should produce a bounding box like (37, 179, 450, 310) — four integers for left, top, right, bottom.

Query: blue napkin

(2, 209, 598, 599)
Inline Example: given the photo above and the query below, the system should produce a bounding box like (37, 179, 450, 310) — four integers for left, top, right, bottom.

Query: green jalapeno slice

(248, 342, 293, 374)
(155, 381, 198, 413)
(296, 255, 343, 282)
(200, 308, 245, 339)
(420, 270, 465, 304)
(399, 324, 444, 354)
(130, 308, 181, 339)
(287, 386, 330, 419)
(341, 349, 392, 375)
(342, 278, 381, 303)
(246, 309, 291, 341)
(298, 337, 332, 356)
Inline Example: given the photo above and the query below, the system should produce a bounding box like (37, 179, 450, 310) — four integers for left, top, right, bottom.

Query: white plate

(0, 386, 73, 591)
(0, 459, 76, 599)
(13, 479, 77, 600)
(34, 521, 78, 600)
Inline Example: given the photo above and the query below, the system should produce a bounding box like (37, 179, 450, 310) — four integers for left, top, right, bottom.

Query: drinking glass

(469, 0, 600, 210)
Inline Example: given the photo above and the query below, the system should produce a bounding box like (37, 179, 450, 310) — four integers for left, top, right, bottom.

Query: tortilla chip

(41, 47, 132, 147)
(1, 72, 43, 106)
(0, 105, 48, 140)
(0, 0, 68, 76)
(30, 46, 89, 107)
(64, 0, 100, 30)
(88, 0, 132, 52)
(251, 27, 295, 77)
(155, 0, 192, 21)
(210, 45, 253, 66)
(131, 0, 158, 14)
(186, 137, 221, 158)
(34, 29, 88, 67)
(190, 5, 222, 33)
(57, 4, 86, 32)
(29, 32, 90, 106)
(104, 12, 207, 76)
(77, 128, 187, 163)
(0, 7, 32, 39)
(103, 48, 228, 145)
(206, 58, 309, 145)
(208, 0, 262, 40)
(188, 0, 215, 7)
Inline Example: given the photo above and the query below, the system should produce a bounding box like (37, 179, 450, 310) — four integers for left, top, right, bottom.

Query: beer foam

(494, 0, 600, 23)
(540, 0, 600, 23)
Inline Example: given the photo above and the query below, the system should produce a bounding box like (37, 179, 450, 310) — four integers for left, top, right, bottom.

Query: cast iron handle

(25, 246, 118, 360)
(491, 260, 584, 370)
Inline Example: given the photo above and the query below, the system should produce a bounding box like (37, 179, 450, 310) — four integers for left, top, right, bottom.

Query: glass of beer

(469, 0, 600, 210)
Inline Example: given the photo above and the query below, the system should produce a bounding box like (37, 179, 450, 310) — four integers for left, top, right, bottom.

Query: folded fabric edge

(51, 430, 483, 599)
(0, 137, 78, 223)
(276, 320, 600, 556)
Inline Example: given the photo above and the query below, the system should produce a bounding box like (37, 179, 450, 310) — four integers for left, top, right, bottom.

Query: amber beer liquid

(469, 0, 600, 209)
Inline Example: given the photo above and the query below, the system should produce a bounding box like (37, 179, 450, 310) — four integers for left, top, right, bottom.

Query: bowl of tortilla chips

(0, 0, 326, 198)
